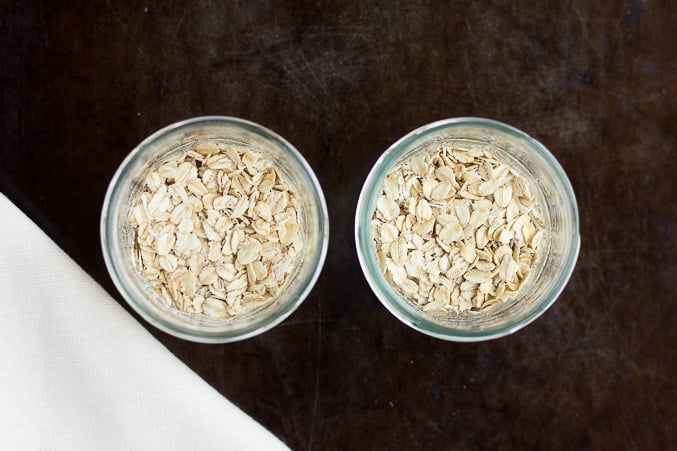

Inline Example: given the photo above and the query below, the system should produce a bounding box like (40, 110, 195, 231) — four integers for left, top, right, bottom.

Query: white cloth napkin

(0, 193, 288, 451)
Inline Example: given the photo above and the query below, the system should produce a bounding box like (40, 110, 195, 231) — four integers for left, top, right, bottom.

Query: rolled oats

(372, 145, 543, 313)
(129, 141, 302, 319)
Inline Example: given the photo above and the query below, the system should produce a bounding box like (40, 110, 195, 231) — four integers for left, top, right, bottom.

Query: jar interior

(359, 120, 579, 339)
(104, 119, 327, 340)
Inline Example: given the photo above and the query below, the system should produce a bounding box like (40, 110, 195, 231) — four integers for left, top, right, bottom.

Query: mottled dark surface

(2, 1, 675, 449)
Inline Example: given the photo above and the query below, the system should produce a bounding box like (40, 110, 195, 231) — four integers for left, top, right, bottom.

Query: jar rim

(101, 116, 329, 343)
(354, 117, 580, 341)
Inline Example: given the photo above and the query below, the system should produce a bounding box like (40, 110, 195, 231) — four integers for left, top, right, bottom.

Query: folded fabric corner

(0, 193, 289, 451)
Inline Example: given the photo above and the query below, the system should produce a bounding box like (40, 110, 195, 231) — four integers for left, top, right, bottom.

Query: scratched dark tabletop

(2, 1, 675, 449)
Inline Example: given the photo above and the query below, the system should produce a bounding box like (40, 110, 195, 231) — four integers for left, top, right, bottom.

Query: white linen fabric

(0, 193, 288, 451)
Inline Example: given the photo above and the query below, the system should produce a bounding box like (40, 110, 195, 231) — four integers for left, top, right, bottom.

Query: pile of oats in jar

(129, 141, 303, 319)
(371, 144, 544, 313)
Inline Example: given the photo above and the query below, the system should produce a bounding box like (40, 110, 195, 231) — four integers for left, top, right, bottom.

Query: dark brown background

(2, 1, 675, 449)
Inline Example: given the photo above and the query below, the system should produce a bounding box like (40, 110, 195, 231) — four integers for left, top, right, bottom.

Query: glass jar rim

(101, 116, 329, 343)
(354, 117, 580, 342)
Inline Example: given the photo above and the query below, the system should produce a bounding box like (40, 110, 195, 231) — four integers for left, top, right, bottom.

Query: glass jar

(355, 117, 580, 341)
(101, 116, 329, 343)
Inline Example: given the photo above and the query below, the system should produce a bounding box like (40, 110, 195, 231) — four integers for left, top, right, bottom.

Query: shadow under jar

(101, 116, 329, 343)
(355, 117, 580, 342)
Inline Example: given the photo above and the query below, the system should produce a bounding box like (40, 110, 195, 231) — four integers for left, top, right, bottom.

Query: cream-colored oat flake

(129, 142, 303, 319)
(372, 145, 544, 313)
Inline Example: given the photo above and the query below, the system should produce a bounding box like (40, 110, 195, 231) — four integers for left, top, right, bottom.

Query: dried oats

(372, 144, 544, 313)
(129, 141, 302, 319)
